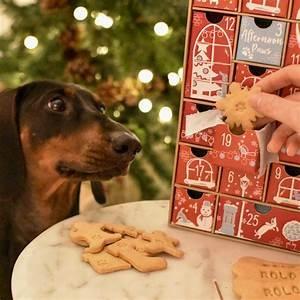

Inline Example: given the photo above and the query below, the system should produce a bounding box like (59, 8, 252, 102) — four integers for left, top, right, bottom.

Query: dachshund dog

(0, 80, 141, 299)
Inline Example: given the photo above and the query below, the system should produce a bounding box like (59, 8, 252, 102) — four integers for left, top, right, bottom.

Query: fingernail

(267, 142, 276, 153)
(249, 94, 261, 109)
(287, 146, 296, 157)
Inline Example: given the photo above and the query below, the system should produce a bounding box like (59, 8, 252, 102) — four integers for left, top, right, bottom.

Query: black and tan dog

(0, 80, 141, 299)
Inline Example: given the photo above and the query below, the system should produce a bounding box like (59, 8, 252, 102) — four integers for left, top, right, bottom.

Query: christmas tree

(0, 0, 188, 201)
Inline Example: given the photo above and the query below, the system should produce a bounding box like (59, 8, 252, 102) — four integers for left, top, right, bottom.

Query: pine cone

(121, 78, 142, 107)
(40, 0, 69, 13)
(59, 25, 80, 50)
(96, 77, 123, 107)
(65, 52, 96, 83)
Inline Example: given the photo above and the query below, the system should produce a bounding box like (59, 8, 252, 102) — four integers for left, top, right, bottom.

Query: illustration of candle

(240, 175, 250, 197)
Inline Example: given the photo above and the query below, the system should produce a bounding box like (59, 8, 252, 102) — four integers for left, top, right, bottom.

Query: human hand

(249, 65, 300, 156)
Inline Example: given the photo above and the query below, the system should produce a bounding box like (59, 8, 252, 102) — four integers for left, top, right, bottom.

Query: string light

(154, 22, 169, 36)
(138, 69, 153, 83)
(164, 136, 172, 144)
(73, 6, 88, 21)
(178, 67, 183, 80)
(159, 106, 172, 123)
(138, 98, 153, 113)
(97, 46, 109, 55)
(168, 72, 180, 86)
(113, 110, 121, 118)
(24, 35, 38, 49)
(95, 13, 114, 28)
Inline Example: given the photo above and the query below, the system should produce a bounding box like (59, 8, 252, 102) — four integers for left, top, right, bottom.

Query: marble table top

(12, 200, 300, 300)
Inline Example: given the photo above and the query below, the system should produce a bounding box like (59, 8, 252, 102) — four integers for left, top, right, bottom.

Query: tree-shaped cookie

(70, 221, 122, 253)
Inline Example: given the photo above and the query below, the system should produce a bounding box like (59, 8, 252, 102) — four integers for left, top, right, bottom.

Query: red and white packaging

(239, 201, 300, 252)
(180, 101, 215, 147)
(175, 144, 219, 191)
(184, 11, 236, 102)
(266, 163, 300, 210)
(211, 123, 277, 175)
(215, 196, 300, 252)
(284, 22, 300, 66)
(279, 148, 300, 165)
(241, 0, 290, 18)
(234, 63, 276, 88)
(220, 168, 266, 201)
(291, 0, 300, 20)
(193, 0, 239, 11)
(171, 187, 217, 232)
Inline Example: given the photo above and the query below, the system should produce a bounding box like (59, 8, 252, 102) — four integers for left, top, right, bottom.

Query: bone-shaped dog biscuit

(232, 257, 300, 300)
(70, 221, 122, 253)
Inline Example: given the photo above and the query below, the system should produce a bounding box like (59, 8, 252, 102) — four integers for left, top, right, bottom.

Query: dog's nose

(112, 133, 142, 156)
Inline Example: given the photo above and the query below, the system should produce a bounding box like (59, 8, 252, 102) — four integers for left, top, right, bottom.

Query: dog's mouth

(56, 161, 130, 180)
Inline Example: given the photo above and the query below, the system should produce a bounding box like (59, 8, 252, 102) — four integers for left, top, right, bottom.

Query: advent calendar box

(169, 0, 300, 254)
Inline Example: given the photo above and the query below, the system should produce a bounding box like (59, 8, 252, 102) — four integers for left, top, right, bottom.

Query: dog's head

(0, 80, 141, 197)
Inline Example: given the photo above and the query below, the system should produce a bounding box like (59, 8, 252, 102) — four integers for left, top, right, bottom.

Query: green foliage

(0, 0, 188, 199)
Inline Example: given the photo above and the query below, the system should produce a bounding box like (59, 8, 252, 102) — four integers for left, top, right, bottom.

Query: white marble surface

(12, 200, 300, 300)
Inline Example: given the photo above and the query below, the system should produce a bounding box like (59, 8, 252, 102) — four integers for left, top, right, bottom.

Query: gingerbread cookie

(104, 223, 142, 238)
(142, 231, 184, 258)
(232, 256, 300, 300)
(106, 238, 167, 273)
(216, 82, 263, 130)
(70, 221, 122, 253)
(82, 250, 131, 274)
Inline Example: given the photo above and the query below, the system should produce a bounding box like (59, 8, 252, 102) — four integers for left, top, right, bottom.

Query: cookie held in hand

(216, 83, 263, 131)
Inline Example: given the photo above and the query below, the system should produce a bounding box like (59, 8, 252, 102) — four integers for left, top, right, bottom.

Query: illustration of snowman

(197, 200, 213, 231)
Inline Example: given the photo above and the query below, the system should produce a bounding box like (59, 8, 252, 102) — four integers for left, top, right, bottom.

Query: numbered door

(220, 168, 266, 201)
(176, 145, 219, 191)
(236, 16, 287, 67)
(184, 11, 237, 102)
(171, 187, 217, 232)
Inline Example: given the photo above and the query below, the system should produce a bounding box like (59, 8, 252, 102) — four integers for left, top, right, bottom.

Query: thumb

(249, 92, 300, 133)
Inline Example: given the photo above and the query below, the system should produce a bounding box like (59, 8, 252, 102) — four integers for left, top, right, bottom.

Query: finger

(286, 133, 300, 157)
(256, 65, 300, 93)
(267, 124, 294, 153)
(249, 93, 300, 133)
(284, 92, 300, 102)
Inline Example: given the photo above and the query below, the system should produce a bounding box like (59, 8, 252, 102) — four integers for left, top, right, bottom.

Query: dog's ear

(0, 88, 26, 199)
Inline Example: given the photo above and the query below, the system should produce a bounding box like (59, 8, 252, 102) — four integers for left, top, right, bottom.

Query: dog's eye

(48, 98, 66, 112)
(98, 104, 106, 114)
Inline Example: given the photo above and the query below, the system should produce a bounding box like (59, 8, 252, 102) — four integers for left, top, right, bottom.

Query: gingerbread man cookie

(142, 231, 184, 258)
(70, 221, 122, 253)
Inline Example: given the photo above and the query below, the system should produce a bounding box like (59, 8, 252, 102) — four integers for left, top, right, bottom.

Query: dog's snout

(112, 133, 142, 156)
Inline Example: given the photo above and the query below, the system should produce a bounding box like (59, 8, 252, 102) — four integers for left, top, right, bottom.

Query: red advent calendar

(169, 0, 300, 254)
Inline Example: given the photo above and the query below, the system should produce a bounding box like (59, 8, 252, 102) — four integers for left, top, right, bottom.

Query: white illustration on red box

(184, 157, 215, 189)
(191, 24, 231, 101)
(196, 200, 214, 230)
(254, 217, 279, 239)
(274, 177, 300, 208)
(217, 201, 242, 236)
(221, 169, 264, 200)
(245, 0, 281, 14)
(282, 221, 300, 250)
